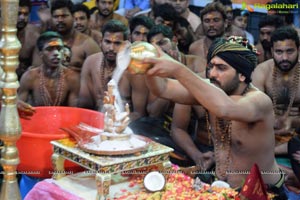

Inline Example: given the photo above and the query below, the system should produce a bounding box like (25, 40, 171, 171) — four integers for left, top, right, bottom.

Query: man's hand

(194, 151, 215, 171)
(143, 45, 184, 78)
(125, 7, 141, 19)
(17, 100, 36, 119)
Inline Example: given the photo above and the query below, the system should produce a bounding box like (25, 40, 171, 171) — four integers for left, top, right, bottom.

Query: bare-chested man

(255, 15, 284, 64)
(252, 26, 300, 157)
(16, 0, 40, 79)
(18, 31, 80, 107)
(189, 2, 227, 63)
(89, 0, 128, 32)
(73, 4, 102, 46)
(142, 37, 286, 198)
(166, 0, 201, 33)
(174, 17, 196, 54)
(78, 20, 132, 111)
(32, 0, 101, 71)
(129, 25, 206, 162)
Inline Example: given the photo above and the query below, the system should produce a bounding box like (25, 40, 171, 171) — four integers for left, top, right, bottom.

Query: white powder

(82, 135, 147, 151)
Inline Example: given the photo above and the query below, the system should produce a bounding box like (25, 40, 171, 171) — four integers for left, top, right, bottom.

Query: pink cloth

(24, 180, 84, 200)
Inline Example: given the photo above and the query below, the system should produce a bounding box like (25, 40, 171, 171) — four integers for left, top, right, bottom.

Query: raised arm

(144, 48, 273, 123)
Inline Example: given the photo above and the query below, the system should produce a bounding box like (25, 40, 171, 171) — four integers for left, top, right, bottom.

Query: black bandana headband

(207, 36, 258, 83)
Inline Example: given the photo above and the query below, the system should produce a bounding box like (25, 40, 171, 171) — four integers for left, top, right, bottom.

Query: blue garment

(124, 0, 150, 10)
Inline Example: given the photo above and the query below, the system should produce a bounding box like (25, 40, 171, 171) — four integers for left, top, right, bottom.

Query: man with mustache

(142, 36, 287, 199)
(189, 2, 227, 63)
(78, 20, 129, 111)
(252, 26, 300, 157)
(73, 4, 102, 47)
(89, 0, 128, 32)
(31, 0, 101, 72)
(255, 15, 284, 64)
(18, 31, 80, 107)
(16, 0, 40, 79)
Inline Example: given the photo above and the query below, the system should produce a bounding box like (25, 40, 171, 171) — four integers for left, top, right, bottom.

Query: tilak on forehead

(48, 40, 63, 47)
(139, 27, 147, 34)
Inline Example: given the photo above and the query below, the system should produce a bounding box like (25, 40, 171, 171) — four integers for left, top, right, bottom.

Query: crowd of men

(1, 0, 300, 198)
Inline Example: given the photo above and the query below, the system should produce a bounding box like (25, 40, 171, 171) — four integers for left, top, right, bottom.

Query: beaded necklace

(271, 62, 300, 118)
(39, 67, 65, 106)
(206, 85, 250, 180)
(99, 54, 115, 104)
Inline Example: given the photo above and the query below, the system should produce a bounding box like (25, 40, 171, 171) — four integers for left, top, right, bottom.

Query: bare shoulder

(185, 54, 206, 73)
(82, 52, 102, 71)
(190, 38, 204, 49)
(244, 86, 273, 108)
(20, 67, 40, 84)
(74, 31, 96, 45)
(255, 59, 274, 72)
(64, 67, 80, 80)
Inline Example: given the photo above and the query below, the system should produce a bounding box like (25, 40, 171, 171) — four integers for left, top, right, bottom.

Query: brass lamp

(0, 0, 22, 199)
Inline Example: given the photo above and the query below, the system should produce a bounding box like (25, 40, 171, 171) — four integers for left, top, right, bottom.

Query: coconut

(128, 41, 158, 74)
(211, 180, 230, 188)
(143, 171, 166, 192)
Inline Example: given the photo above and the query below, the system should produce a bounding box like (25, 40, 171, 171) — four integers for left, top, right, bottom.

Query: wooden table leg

(159, 160, 173, 179)
(95, 173, 111, 200)
(51, 153, 66, 179)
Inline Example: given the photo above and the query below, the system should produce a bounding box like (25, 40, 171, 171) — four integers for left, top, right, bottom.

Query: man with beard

(73, 4, 102, 46)
(174, 17, 196, 54)
(89, 0, 128, 32)
(189, 2, 227, 63)
(252, 26, 300, 156)
(78, 20, 129, 111)
(31, 0, 100, 72)
(16, 0, 40, 79)
(18, 31, 80, 107)
(166, 0, 200, 33)
(142, 37, 287, 199)
(255, 15, 284, 64)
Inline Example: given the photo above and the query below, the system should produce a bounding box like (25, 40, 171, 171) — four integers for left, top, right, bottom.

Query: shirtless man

(252, 26, 300, 156)
(189, 2, 227, 63)
(255, 15, 284, 64)
(117, 16, 155, 121)
(166, 0, 201, 33)
(89, 0, 128, 31)
(174, 17, 196, 54)
(73, 4, 102, 46)
(129, 15, 154, 43)
(78, 20, 131, 111)
(142, 37, 285, 197)
(16, 0, 40, 79)
(18, 31, 80, 107)
(129, 25, 206, 160)
(32, 0, 101, 71)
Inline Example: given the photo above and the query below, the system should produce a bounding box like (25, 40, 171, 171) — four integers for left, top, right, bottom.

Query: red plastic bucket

(16, 106, 104, 178)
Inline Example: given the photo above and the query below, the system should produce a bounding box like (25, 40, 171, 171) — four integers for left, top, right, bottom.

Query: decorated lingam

(77, 80, 149, 155)
(102, 80, 130, 134)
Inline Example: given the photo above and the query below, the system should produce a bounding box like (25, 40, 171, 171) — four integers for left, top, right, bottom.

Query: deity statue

(102, 80, 130, 133)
